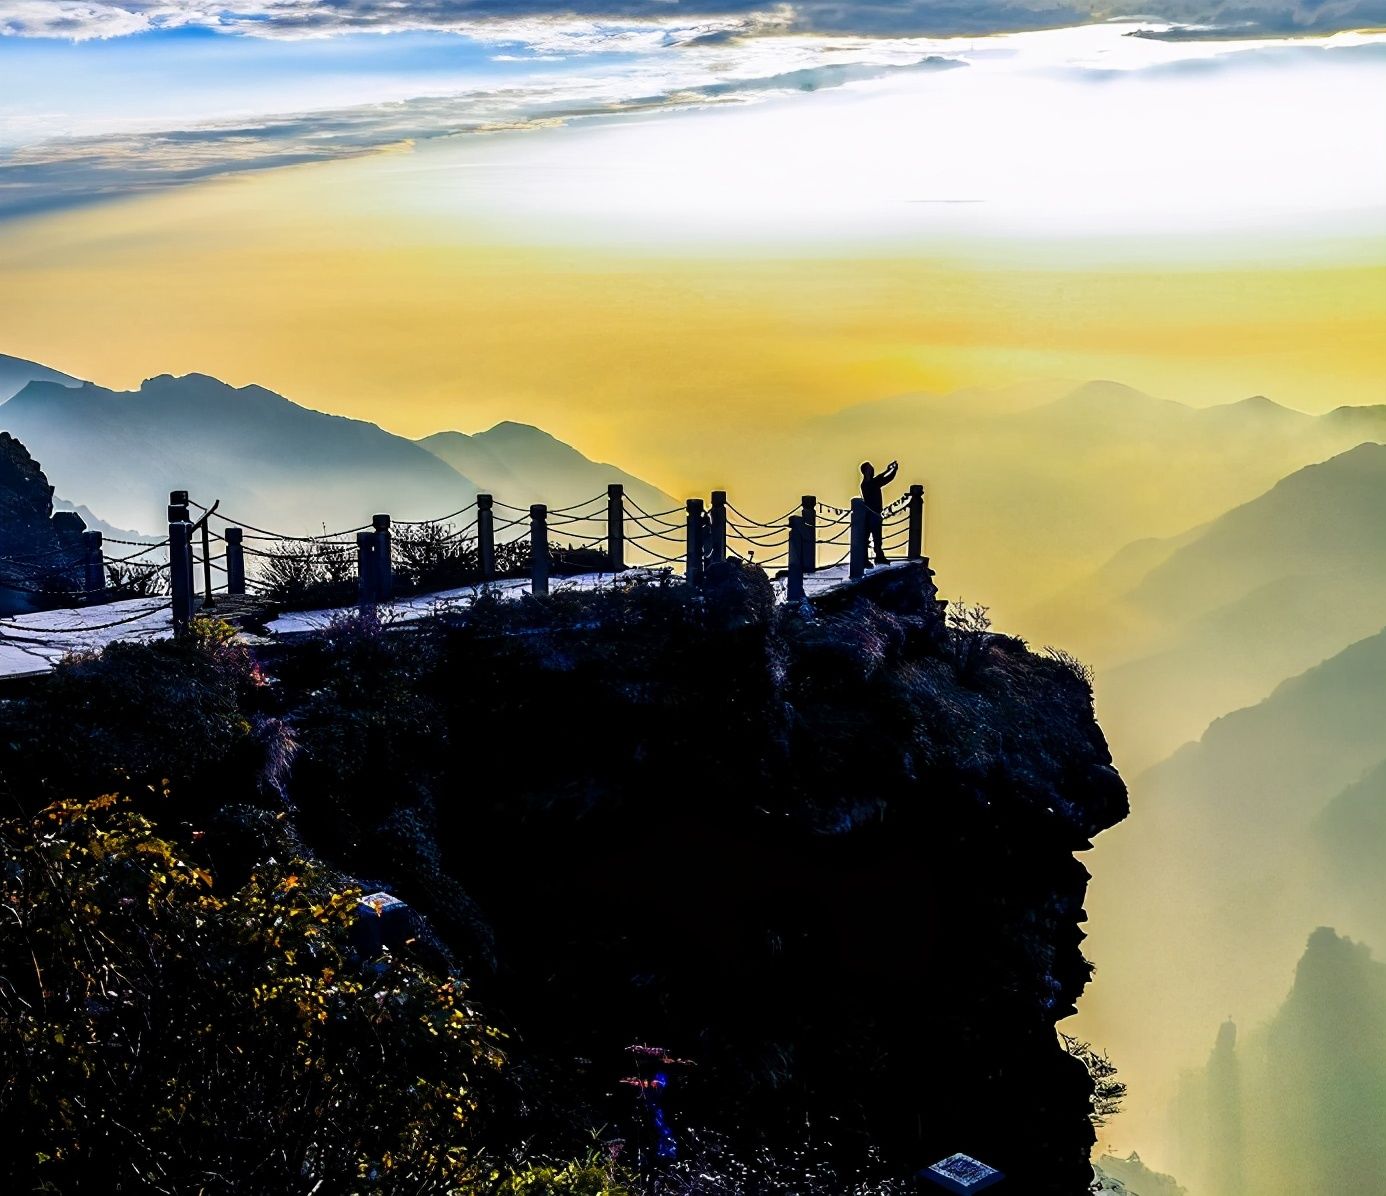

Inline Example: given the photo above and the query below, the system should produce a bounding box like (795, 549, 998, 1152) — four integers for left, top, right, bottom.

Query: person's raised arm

(880, 461, 899, 485)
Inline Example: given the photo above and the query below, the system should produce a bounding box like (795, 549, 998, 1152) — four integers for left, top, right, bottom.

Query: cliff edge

(0, 558, 1127, 1192)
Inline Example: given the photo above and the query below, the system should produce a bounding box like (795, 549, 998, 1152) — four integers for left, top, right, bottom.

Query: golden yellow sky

(2, 155, 1384, 503)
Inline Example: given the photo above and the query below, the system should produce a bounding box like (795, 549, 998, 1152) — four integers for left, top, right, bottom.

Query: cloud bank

(3, 0, 1386, 43)
(2, 11, 1381, 224)
(0, 49, 977, 218)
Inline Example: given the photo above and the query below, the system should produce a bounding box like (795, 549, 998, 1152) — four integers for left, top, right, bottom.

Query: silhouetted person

(860, 459, 898, 565)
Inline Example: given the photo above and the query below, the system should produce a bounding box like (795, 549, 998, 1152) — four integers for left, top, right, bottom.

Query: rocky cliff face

(288, 560, 1126, 1191)
(2, 558, 1127, 1190)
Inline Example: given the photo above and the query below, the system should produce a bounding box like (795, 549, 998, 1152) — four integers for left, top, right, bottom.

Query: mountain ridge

(1025, 441, 1386, 769)
(419, 421, 677, 514)
(0, 352, 82, 403)
(0, 355, 673, 537)
(790, 378, 1386, 627)
(2, 372, 476, 535)
(1076, 625, 1386, 1151)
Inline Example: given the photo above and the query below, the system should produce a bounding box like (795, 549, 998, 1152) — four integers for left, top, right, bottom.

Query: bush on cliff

(0, 619, 279, 814)
(0, 795, 506, 1193)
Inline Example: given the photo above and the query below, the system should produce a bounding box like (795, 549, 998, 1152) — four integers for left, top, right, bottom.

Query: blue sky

(2, 4, 1384, 225)
(0, 26, 633, 146)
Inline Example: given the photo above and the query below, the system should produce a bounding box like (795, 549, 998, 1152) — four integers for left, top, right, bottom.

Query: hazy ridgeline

(0, 356, 677, 537)
(3, 351, 1385, 1192)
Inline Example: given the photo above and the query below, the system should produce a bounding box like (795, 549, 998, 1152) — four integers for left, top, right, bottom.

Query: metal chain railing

(2, 479, 928, 659)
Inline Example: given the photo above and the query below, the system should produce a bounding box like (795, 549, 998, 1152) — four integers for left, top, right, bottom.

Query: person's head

(860, 461, 874, 479)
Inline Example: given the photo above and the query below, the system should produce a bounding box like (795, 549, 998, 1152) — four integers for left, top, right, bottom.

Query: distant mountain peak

(1283, 439, 1385, 478)
(142, 371, 237, 395)
(483, 420, 562, 443)
(0, 366, 479, 533)
(420, 420, 674, 512)
(1322, 403, 1386, 435)
(1202, 394, 1307, 422)
(1043, 379, 1186, 417)
(1292, 925, 1376, 996)
(1069, 379, 1156, 400)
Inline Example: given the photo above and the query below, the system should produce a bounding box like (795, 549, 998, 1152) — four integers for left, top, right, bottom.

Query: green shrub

(489, 1154, 636, 1195)
(0, 617, 265, 811)
(0, 795, 504, 1193)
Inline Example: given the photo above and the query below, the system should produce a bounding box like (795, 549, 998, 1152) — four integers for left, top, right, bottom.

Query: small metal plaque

(358, 891, 406, 917)
(920, 1153, 1004, 1193)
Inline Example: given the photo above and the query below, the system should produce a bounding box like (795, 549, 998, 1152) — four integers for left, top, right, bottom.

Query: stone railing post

(800, 494, 816, 573)
(709, 491, 728, 565)
(685, 498, 705, 584)
(607, 484, 625, 572)
(530, 504, 550, 596)
(82, 530, 105, 598)
(168, 491, 195, 606)
(477, 494, 495, 581)
(850, 497, 868, 580)
(908, 484, 925, 561)
(225, 527, 246, 596)
(372, 514, 392, 600)
(787, 514, 805, 601)
(169, 519, 194, 634)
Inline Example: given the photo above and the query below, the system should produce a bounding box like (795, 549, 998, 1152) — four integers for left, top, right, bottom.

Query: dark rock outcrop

(0, 432, 81, 612)
(367, 560, 1127, 1191)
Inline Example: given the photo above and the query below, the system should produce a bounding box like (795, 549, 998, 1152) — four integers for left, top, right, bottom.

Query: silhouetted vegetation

(256, 537, 357, 607)
(1062, 1034, 1127, 1127)
(1044, 646, 1095, 697)
(945, 598, 994, 683)
(253, 526, 612, 610)
(105, 557, 169, 598)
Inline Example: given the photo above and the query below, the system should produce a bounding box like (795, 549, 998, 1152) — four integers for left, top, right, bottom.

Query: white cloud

(3, 0, 1386, 44)
(0, 1, 795, 44)
(2, 18, 1382, 229)
(0, 1, 152, 39)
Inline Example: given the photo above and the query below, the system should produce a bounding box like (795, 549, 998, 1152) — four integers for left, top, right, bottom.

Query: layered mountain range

(790, 379, 1386, 621)
(1076, 505, 1386, 1185)
(0, 354, 674, 537)
(1035, 442, 1386, 769)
